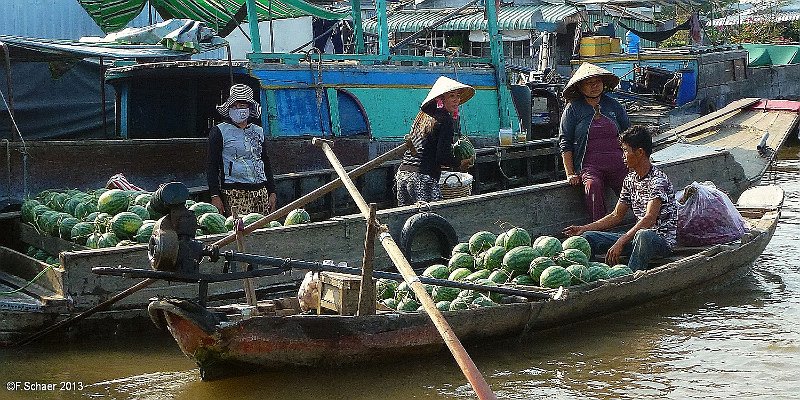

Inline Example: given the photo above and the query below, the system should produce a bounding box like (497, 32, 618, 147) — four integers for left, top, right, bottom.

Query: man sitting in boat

(562, 125, 677, 271)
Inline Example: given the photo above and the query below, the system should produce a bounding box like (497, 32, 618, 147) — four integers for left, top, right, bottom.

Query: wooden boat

(0, 98, 795, 345)
(147, 184, 783, 380)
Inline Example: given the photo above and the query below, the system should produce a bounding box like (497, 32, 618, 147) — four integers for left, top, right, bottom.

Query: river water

(2, 145, 800, 400)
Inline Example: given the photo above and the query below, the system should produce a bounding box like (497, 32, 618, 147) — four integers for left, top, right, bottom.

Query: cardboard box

(579, 36, 611, 57)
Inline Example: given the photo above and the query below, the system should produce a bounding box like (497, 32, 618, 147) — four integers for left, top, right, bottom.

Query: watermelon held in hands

(97, 189, 130, 215)
(451, 242, 470, 256)
(503, 227, 531, 250)
(469, 231, 497, 255)
(285, 209, 311, 225)
(539, 265, 572, 288)
(533, 236, 563, 258)
(562, 235, 592, 259)
(452, 135, 476, 164)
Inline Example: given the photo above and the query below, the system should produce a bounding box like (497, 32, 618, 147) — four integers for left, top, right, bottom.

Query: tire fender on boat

(398, 212, 458, 262)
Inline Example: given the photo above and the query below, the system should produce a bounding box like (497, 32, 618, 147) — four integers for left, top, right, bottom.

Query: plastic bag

(676, 181, 749, 246)
(297, 271, 321, 313)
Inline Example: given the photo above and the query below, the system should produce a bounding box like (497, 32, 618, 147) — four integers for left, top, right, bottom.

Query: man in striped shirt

(563, 125, 677, 271)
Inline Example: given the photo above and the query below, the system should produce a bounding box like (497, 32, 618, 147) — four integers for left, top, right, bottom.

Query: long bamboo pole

(211, 140, 411, 249)
(312, 138, 496, 400)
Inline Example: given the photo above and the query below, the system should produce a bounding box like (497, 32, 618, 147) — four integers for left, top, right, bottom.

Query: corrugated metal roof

(0, 0, 159, 40)
(364, 4, 581, 33)
(711, 11, 800, 27)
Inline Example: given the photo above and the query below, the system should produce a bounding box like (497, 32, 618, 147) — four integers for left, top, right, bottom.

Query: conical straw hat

(421, 76, 475, 112)
(562, 62, 620, 101)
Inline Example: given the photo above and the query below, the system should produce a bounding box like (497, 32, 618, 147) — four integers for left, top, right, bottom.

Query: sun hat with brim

(420, 76, 475, 114)
(217, 84, 261, 118)
(562, 62, 620, 101)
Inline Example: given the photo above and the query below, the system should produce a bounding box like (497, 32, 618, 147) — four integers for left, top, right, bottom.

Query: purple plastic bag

(677, 181, 749, 246)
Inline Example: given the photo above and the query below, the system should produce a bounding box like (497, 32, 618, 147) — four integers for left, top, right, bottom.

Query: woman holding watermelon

(395, 76, 476, 206)
(207, 84, 277, 216)
(559, 62, 631, 221)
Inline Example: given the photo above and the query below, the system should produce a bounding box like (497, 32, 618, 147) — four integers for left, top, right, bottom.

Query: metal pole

(351, 0, 365, 53)
(100, 56, 108, 137)
(245, 0, 262, 54)
(485, 0, 511, 128)
(376, 0, 389, 57)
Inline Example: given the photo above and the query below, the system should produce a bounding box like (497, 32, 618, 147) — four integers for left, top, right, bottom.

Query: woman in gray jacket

(559, 62, 631, 221)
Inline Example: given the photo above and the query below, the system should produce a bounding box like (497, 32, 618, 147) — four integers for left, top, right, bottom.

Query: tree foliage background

(656, 1, 800, 47)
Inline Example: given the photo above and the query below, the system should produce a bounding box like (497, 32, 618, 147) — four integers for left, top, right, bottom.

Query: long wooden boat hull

(150, 185, 782, 379)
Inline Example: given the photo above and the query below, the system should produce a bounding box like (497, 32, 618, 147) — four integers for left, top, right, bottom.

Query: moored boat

(147, 184, 783, 380)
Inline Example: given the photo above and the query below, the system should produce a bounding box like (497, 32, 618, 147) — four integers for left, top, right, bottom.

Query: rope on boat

(0, 264, 54, 296)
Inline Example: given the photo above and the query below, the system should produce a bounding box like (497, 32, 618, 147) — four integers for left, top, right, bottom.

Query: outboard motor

(147, 182, 204, 273)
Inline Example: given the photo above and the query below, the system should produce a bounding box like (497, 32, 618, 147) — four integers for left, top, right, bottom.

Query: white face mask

(229, 108, 250, 124)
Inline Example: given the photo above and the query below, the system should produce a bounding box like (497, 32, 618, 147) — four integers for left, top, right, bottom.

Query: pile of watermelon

(24, 245, 61, 267)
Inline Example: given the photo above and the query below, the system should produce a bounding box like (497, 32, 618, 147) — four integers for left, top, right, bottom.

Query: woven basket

(440, 173, 472, 199)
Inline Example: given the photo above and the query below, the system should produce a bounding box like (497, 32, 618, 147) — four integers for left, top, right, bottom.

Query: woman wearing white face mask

(207, 84, 277, 216)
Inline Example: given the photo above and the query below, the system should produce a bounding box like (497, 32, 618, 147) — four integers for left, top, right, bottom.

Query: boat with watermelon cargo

(138, 182, 783, 381)
(0, 97, 796, 345)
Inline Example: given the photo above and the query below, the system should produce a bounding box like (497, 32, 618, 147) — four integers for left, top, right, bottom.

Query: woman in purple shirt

(559, 63, 631, 221)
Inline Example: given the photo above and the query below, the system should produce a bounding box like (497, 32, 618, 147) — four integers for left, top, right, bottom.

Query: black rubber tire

(398, 212, 458, 261)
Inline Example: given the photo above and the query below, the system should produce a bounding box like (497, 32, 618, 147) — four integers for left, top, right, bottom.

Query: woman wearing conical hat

(207, 84, 277, 216)
(395, 76, 476, 206)
(559, 62, 631, 221)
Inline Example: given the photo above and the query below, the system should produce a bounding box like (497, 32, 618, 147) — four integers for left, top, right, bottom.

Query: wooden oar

(19, 140, 411, 346)
(212, 139, 412, 248)
(15, 278, 156, 346)
(313, 138, 497, 400)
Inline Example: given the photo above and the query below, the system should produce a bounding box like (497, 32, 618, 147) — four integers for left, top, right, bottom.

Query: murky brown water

(2, 144, 800, 399)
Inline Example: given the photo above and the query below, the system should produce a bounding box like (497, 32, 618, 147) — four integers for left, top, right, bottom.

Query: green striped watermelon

(488, 269, 510, 284)
(63, 196, 84, 217)
(436, 301, 452, 311)
(495, 232, 506, 247)
(586, 264, 610, 282)
(198, 212, 227, 234)
(127, 205, 150, 221)
(71, 222, 96, 245)
(423, 264, 449, 279)
(97, 232, 120, 248)
(21, 199, 42, 223)
(134, 193, 152, 207)
(472, 295, 497, 308)
(539, 265, 571, 288)
(83, 211, 100, 223)
(556, 248, 589, 267)
(94, 212, 112, 233)
(86, 232, 102, 249)
(566, 264, 590, 285)
(465, 269, 491, 282)
(146, 200, 164, 220)
(74, 200, 98, 220)
(562, 235, 592, 259)
(608, 264, 633, 278)
(381, 298, 399, 310)
(512, 274, 537, 285)
(483, 246, 506, 270)
(452, 135, 476, 162)
(502, 245, 541, 275)
(243, 212, 264, 226)
(448, 267, 472, 281)
(469, 231, 497, 255)
(448, 297, 470, 311)
(97, 189, 130, 215)
(447, 252, 474, 272)
(59, 217, 80, 240)
(269, 220, 282, 228)
(451, 242, 470, 256)
(109, 212, 143, 239)
(503, 227, 531, 250)
(190, 202, 218, 218)
(529, 256, 556, 282)
(376, 279, 399, 300)
(285, 209, 311, 225)
(533, 236, 562, 257)
(135, 221, 155, 244)
(433, 286, 460, 302)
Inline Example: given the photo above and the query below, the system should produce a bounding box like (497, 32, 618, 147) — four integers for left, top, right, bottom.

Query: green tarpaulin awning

(78, 0, 348, 35)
